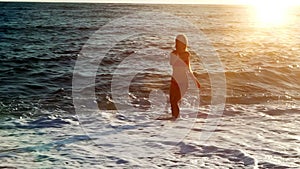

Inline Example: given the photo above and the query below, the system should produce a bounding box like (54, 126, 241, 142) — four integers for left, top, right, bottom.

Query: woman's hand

(192, 72, 201, 88)
(196, 80, 201, 88)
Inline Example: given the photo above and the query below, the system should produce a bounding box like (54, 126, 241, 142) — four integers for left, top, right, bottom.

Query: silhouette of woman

(169, 34, 201, 119)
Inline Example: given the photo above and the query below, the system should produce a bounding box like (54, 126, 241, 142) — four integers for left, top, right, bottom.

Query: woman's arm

(169, 51, 177, 65)
(189, 66, 201, 88)
(186, 53, 201, 88)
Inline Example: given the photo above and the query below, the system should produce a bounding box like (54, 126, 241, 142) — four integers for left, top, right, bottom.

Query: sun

(248, 0, 296, 27)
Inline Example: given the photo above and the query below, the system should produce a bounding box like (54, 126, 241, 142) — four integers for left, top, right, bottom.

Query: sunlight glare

(249, 0, 295, 27)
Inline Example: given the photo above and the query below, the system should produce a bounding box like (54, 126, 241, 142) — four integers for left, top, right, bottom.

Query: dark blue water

(0, 2, 113, 115)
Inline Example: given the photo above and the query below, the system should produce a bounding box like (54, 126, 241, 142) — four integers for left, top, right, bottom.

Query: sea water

(0, 2, 300, 168)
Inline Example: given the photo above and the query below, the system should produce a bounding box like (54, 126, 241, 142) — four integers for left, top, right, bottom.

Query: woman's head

(175, 34, 188, 52)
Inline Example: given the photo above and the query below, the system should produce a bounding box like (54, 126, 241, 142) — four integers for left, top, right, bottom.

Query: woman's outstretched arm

(187, 54, 201, 88)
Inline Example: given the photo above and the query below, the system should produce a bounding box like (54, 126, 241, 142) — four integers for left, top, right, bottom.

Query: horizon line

(1, 0, 300, 6)
(0, 0, 261, 5)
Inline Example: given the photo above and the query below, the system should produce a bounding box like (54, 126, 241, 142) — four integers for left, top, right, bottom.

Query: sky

(1, 0, 300, 5)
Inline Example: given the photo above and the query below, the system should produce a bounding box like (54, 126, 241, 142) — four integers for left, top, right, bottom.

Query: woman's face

(176, 39, 187, 51)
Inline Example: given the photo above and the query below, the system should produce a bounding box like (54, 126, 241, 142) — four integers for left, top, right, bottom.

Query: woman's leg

(170, 79, 187, 119)
(170, 88, 180, 118)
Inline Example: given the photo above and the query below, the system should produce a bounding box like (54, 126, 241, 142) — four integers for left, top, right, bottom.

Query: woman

(169, 34, 201, 119)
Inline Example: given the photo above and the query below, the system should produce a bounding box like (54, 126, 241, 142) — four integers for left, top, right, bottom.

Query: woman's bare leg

(170, 80, 181, 119)
(171, 99, 180, 118)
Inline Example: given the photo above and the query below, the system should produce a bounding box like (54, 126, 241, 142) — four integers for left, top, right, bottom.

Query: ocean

(0, 2, 300, 168)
